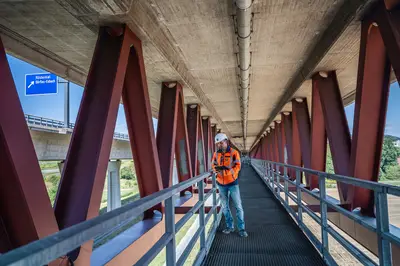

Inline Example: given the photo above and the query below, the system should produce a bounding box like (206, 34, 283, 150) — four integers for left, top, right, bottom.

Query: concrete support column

(107, 160, 121, 212)
(58, 160, 65, 174)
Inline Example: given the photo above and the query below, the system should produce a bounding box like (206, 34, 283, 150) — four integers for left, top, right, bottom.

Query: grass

(381, 180, 400, 186)
(39, 161, 59, 170)
(99, 192, 140, 215)
(149, 214, 215, 266)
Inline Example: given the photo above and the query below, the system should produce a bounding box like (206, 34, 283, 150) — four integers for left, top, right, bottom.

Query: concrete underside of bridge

(0, 0, 394, 151)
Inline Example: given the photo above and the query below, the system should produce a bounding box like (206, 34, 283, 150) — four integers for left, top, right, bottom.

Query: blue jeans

(218, 184, 245, 231)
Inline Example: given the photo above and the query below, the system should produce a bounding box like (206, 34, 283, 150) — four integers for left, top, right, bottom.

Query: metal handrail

(0, 172, 221, 266)
(24, 114, 130, 140)
(251, 159, 400, 266)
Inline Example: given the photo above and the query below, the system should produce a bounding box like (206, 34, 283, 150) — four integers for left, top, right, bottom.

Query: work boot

(239, 230, 248, 237)
(222, 228, 235, 234)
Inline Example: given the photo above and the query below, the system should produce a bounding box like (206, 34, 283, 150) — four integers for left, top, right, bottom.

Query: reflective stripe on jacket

(211, 146, 241, 185)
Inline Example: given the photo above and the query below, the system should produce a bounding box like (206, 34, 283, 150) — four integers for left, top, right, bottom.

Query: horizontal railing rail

(251, 159, 400, 266)
(0, 171, 221, 266)
(24, 114, 130, 140)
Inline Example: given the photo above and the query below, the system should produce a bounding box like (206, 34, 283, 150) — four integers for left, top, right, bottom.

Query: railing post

(165, 197, 176, 266)
(212, 173, 217, 223)
(319, 175, 329, 257)
(276, 164, 280, 197)
(284, 166, 288, 205)
(198, 179, 206, 250)
(296, 169, 303, 225)
(375, 189, 392, 266)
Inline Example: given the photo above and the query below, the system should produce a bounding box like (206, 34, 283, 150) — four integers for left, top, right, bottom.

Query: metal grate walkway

(203, 164, 326, 266)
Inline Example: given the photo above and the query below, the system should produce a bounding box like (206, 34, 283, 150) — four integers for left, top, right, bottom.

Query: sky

(7, 55, 158, 134)
(6, 54, 400, 138)
(344, 82, 400, 137)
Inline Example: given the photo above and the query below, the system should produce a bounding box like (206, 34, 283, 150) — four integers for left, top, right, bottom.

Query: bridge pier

(107, 160, 122, 212)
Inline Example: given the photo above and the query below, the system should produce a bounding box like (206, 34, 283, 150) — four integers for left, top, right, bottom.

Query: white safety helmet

(215, 133, 228, 144)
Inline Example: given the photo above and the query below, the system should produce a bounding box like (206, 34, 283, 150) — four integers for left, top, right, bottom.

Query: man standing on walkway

(211, 133, 248, 237)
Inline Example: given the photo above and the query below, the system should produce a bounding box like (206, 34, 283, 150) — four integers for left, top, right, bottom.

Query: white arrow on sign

(28, 81, 34, 89)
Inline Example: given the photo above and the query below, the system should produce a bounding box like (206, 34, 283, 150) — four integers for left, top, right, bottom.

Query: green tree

(121, 166, 135, 180)
(380, 137, 400, 175)
(326, 144, 334, 174)
(383, 165, 400, 180)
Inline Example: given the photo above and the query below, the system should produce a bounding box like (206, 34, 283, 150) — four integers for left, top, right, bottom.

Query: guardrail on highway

(25, 114, 130, 140)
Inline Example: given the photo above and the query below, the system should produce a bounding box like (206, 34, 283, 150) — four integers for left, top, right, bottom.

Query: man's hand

(215, 166, 229, 171)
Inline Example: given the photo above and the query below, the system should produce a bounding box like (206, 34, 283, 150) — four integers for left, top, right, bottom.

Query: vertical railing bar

(375, 190, 392, 266)
(284, 166, 288, 205)
(212, 173, 217, 224)
(319, 174, 329, 257)
(198, 179, 206, 250)
(276, 164, 280, 198)
(165, 197, 176, 266)
(296, 169, 303, 225)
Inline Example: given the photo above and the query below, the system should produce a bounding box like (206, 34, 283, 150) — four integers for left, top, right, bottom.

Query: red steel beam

(187, 105, 199, 173)
(122, 32, 163, 216)
(276, 121, 285, 165)
(310, 79, 327, 190)
(55, 26, 163, 262)
(349, 19, 391, 215)
(258, 137, 264, 160)
(262, 136, 269, 160)
(211, 125, 217, 154)
(268, 133, 274, 161)
(202, 117, 212, 170)
(0, 37, 59, 253)
(157, 82, 193, 189)
(291, 106, 302, 172)
(175, 86, 193, 194)
(54, 27, 131, 236)
(375, 0, 400, 82)
(314, 71, 351, 204)
(187, 105, 206, 175)
(282, 113, 294, 179)
(292, 99, 311, 185)
(273, 126, 279, 164)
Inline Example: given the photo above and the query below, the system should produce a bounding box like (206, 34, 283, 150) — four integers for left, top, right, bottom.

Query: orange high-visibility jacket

(211, 146, 241, 185)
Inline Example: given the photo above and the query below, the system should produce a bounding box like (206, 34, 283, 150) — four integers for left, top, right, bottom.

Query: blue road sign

(25, 73, 57, 96)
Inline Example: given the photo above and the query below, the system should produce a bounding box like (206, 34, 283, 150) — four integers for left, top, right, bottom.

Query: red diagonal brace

(202, 117, 212, 170)
(275, 121, 285, 172)
(262, 137, 268, 160)
(282, 113, 294, 179)
(0, 36, 59, 253)
(291, 107, 302, 172)
(54, 26, 163, 261)
(314, 71, 351, 204)
(211, 125, 217, 154)
(310, 79, 327, 190)
(349, 18, 391, 215)
(292, 99, 311, 184)
(157, 82, 192, 190)
(187, 105, 206, 175)
(375, 0, 400, 82)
